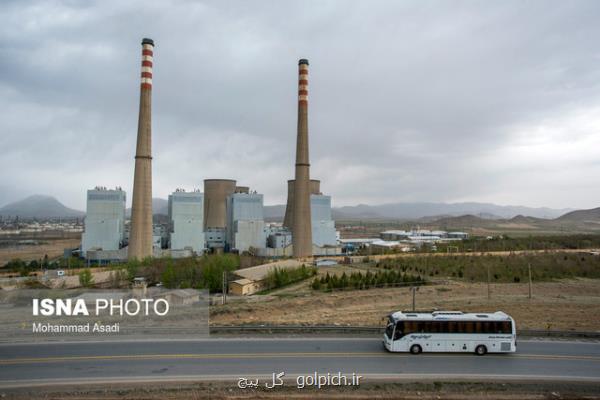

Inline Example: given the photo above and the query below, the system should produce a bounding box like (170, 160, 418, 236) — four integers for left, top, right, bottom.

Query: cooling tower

(128, 38, 155, 260)
(204, 179, 237, 229)
(292, 59, 313, 258)
(283, 179, 320, 229)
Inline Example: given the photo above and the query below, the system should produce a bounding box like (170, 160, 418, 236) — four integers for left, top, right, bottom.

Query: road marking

(0, 352, 598, 365)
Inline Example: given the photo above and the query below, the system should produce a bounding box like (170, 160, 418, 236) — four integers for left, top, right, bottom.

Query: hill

(334, 202, 571, 220)
(555, 207, 600, 223)
(126, 198, 169, 217)
(263, 201, 572, 221)
(0, 195, 84, 219)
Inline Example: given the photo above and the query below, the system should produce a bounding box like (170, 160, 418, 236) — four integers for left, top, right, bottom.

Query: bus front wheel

(475, 345, 487, 356)
(410, 344, 422, 354)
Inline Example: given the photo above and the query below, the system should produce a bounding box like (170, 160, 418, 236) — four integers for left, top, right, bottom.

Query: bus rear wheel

(475, 345, 487, 356)
(410, 344, 422, 354)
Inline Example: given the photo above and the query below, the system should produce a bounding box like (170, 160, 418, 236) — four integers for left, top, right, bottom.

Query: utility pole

(222, 270, 227, 305)
(411, 286, 418, 311)
(528, 263, 532, 299)
(487, 264, 491, 300)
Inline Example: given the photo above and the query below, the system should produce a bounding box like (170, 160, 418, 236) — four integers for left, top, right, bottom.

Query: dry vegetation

(0, 238, 80, 266)
(212, 274, 600, 331)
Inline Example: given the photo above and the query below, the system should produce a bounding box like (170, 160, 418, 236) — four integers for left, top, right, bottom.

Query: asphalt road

(0, 338, 599, 388)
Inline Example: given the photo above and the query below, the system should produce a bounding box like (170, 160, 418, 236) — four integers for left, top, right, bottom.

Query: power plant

(81, 47, 341, 263)
(203, 179, 237, 230)
(291, 59, 313, 258)
(283, 179, 321, 229)
(128, 38, 155, 260)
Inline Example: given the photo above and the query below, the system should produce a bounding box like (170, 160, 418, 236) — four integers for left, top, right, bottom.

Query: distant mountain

(334, 202, 572, 220)
(430, 214, 498, 229)
(126, 198, 169, 217)
(0, 195, 84, 219)
(555, 207, 600, 223)
(263, 201, 574, 221)
(509, 215, 545, 224)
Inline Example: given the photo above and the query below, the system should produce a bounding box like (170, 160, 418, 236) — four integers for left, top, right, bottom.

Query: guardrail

(210, 325, 600, 338)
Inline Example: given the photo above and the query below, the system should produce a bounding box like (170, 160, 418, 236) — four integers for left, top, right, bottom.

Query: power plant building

(203, 179, 236, 250)
(168, 190, 204, 253)
(226, 191, 266, 253)
(284, 179, 337, 248)
(81, 187, 126, 257)
(311, 194, 337, 247)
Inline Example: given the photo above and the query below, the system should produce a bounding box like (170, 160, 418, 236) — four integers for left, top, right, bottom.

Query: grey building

(168, 190, 204, 253)
(311, 194, 337, 247)
(81, 187, 126, 257)
(226, 192, 266, 252)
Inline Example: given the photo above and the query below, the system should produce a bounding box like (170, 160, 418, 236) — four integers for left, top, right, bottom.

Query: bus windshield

(385, 317, 395, 339)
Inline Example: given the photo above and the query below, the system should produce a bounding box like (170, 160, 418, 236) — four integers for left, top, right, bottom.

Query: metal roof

(390, 310, 511, 321)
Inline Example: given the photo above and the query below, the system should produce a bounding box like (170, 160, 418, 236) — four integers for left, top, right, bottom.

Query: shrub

(78, 269, 94, 288)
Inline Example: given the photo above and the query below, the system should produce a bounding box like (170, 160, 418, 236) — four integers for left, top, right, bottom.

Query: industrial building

(380, 229, 469, 242)
(81, 50, 341, 263)
(168, 189, 204, 254)
(283, 179, 337, 249)
(311, 194, 337, 247)
(226, 190, 266, 253)
(203, 179, 236, 250)
(229, 259, 303, 296)
(81, 187, 126, 257)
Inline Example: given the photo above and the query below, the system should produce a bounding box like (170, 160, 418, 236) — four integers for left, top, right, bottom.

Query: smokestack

(292, 59, 312, 258)
(128, 38, 155, 260)
(283, 179, 321, 229)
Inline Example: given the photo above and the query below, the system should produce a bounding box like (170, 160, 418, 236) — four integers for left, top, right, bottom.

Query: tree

(79, 269, 94, 288)
(161, 264, 177, 288)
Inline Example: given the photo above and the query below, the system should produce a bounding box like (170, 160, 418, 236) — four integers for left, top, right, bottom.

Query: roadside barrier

(210, 325, 600, 338)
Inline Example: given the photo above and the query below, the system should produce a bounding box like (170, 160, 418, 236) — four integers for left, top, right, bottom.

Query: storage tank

(283, 179, 320, 229)
(204, 179, 236, 229)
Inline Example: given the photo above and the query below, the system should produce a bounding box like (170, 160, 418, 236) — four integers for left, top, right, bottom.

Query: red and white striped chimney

(140, 39, 154, 90)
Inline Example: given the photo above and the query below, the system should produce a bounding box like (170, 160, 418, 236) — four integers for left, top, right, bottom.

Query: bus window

(501, 321, 512, 334)
(465, 321, 474, 333)
(423, 322, 432, 333)
(394, 321, 404, 340)
(404, 321, 416, 334)
(438, 321, 448, 333)
(385, 321, 394, 339)
(475, 322, 483, 333)
(482, 321, 492, 333)
(448, 321, 457, 333)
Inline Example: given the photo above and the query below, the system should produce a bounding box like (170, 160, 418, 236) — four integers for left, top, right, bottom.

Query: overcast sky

(1, 0, 599, 210)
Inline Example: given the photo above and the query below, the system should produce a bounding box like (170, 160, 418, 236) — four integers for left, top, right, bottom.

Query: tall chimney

(292, 59, 313, 258)
(128, 38, 155, 260)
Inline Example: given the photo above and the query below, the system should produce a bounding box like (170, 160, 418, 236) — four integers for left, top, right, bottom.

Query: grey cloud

(1, 0, 599, 210)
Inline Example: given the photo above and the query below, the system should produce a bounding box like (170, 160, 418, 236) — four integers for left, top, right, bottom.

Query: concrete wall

(233, 220, 266, 252)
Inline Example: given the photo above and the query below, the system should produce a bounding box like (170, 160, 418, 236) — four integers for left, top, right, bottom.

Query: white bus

(383, 310, 516, 355)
